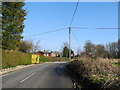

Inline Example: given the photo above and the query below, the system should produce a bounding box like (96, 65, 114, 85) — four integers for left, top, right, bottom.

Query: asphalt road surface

(2, 62, 73, 88)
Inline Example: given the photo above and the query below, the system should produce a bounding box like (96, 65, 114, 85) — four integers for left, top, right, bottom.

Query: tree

(76, 47, 81, 57)
(83, 41, 106, 58)
(118, 39, 120, 58)
(19, 40, 41, 53)
(84, 41, 96, 57)
(32, 40, 41, 53)
(80, 40, 118, 59)
(105, 42, 118, 58)
(62, 42, 74, 58)
(2, 2, 26, 50)
(62, 46, 69, 57)
(19, 40, 33, 53)
(0, 2, 2, 48)
(95, 44, 105, 58)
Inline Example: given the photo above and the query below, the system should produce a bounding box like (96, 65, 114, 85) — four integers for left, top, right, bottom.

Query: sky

(23, 2, 118, 52)
(24, 0, 119, 2)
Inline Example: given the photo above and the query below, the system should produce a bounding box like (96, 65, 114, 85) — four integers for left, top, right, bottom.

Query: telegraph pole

(69, 27, 71, 61)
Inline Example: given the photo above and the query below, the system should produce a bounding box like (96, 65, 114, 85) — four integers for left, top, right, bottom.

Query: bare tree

(95, 44, 105, 58)
(19, 40, 33, 53)
(118, 39, 120, 58)
(105, 42, 118, 58)
(32, 40, 41, 53)
(76, 47, 81, 57)
(84, 40, 96, 57)
(32, 40, 40, 53)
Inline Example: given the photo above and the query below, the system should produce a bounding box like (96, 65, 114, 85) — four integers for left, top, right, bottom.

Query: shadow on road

(54, 63, 69, 78)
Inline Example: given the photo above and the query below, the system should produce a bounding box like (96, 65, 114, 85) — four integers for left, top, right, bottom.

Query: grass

(113, 63, 120, 66)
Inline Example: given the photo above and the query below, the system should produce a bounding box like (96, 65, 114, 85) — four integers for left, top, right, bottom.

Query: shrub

(39, 56, 52, 62)
(2, 50, 32, 69)
(68, 57, 120, 89)
(39, 56, 69, 62)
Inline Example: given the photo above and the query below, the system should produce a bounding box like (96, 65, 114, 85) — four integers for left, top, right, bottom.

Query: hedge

(39, 56, 52, 62)
(2, 50, 32, 69)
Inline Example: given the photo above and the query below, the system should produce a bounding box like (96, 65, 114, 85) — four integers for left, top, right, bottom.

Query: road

(2, 62, 73, 88)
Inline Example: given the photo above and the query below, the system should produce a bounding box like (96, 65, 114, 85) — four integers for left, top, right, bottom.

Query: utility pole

(69, 27, 71, 61)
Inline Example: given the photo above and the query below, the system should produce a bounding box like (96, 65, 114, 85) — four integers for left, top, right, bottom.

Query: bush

(39, 56, 69, 62)
(68, 57, 120, 89)
(39, 56, 52, 62)
(2, 50, 32, 69)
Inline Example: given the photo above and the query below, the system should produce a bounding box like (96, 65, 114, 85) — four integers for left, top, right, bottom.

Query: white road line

(20, 72, 36, 83)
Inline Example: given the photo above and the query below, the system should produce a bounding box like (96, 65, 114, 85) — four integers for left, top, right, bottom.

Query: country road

(2, 62, 73, 88)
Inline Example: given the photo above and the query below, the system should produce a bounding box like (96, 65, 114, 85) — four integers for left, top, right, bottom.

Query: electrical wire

(71, 27, 88, 29)
(71, 27, 119, 30)
(96, 28, 120, 29)
(71, 30, 80, 45)
(24, 27, 67, 38)
(69, 0, 79, 27)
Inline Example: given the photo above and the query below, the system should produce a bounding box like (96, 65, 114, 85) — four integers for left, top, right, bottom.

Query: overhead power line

(71, 27, 119, 30)
(71, 30, 80, 45)
(69, 0, 79, 27)
(96, 28, 120, 29)
(71, 27, 88, 29)
(24, 27, 67, 38)
(68, 0, 79, 61)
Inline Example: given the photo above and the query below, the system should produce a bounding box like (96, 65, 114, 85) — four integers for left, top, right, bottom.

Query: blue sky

(23, 2, 118, 52)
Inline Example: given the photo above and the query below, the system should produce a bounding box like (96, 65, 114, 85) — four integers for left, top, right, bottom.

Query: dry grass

(68, 57, 120, 89)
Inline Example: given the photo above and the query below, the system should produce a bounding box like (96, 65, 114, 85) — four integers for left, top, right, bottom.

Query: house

(35, 50, 61, 57)
(34, 51, 44, 56)
(50, 52, 56, 57)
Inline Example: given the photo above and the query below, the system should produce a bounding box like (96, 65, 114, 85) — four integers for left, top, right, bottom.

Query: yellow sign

(32, 55, 40, 64)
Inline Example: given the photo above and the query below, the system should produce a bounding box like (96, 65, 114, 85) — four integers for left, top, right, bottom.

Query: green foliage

(62, 46, 69, 57)
(113, 63, 120, 66)
(2, 2, 26, 50)
(62, 46, 74, 58)
(39, 56, 69, 62)
(0, 49, 2, 69)
(61, 42, 74, 58)
(0, 2, 2, 14)
(39, 56, 52, 62)
(2, 50, 32, 69)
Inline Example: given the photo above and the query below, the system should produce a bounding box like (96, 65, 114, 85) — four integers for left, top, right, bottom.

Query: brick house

(35, 50, 59, 57)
